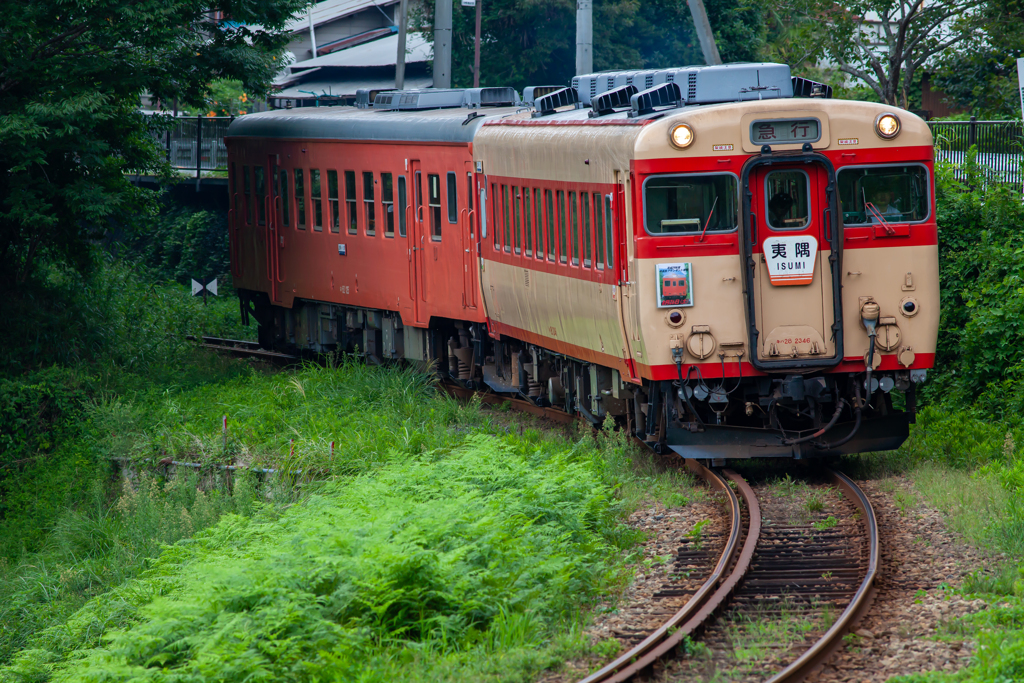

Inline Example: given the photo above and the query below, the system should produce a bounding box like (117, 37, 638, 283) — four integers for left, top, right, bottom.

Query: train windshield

(644, 174, 737, 235)
(837, 165, 929, 225)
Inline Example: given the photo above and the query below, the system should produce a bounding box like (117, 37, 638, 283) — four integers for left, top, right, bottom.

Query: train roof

(225, 105, 524, 144)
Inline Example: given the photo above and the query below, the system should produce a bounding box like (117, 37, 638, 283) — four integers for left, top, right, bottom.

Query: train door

(462, 161, 477, 309)
(408, 161, 427, 325)
(263, 155, 283, 302)
(748, 162, 839, 364)
(614, 170, 640, 381)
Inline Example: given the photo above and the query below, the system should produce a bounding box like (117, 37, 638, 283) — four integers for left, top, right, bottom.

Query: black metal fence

(146, 113, 1022, 191)
(152, 115, 233, 176)
(928, 117, 1023, 190)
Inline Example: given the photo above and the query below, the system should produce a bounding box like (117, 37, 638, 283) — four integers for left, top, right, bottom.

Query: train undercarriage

(240, 289, 918, 461)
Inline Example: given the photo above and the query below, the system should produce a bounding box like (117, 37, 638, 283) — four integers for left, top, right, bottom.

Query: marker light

(670, 123, 694, 149)
(875, 113, 901, 139)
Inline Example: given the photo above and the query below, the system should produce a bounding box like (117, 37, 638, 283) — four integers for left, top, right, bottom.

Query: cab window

(765, 170, 809, 229)
(644, 174, 737, 234)
(838, 165, 929, 225)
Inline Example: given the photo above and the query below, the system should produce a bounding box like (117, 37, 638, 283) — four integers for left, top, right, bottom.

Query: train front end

(627, 76, 938, 459)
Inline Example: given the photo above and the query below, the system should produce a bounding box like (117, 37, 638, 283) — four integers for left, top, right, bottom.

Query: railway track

(188, 335, 299, 361)
(581, 469, 878, 683)
(194, 336, 880, 680)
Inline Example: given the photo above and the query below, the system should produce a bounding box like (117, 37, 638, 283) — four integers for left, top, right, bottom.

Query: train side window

(382, 173, 395, 237)
(447, 172, 458, 224)
(327, 170, 340, 233)
(545, 189, 555, 261)
(513, 186, 522, 254)
(415, 171, 423, 228)
(491, 182, 499, 250)
(364, 171, 376, 236)
(605, 195, 614, 268)
(594, 193, 604, 269)
(279, 170, 290, 228)
(502, 185, 511, 252)
(398, 175, 408, 237)
(569, 191, 580, 266)
(243, 166, 252, 224)
(428, 173, 441, 240)
(582, 192, 592, 267)
(523, 188, 533, 256)
(254, 167, 266, 225)
(310, 169, 323, 231)
(344, 171, 357, 234)
(533, 188, 543, 259)
(561, 191, 571, 265)
(466, 173, 473, 212)
(294, 169, 306, 229)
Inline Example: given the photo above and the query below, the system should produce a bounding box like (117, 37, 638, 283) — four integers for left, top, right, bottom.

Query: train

(224, 62, 939, 461)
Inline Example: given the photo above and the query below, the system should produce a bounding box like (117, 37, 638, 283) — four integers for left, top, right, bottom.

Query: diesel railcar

(225, 62, 939, 460)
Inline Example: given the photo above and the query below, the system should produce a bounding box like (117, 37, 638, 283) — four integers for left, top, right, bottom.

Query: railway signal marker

(191, 278, 218, 304)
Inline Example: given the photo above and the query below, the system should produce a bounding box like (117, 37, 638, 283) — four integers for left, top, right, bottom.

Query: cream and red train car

(226, 62, 939, 460)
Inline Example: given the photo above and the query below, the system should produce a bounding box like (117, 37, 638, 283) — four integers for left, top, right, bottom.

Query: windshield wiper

(865, 202, 895, 235)
(697, 195, 719, 242)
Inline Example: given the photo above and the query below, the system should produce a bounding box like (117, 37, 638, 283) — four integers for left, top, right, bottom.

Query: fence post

(195, 115, 203, 192)
(968, 115, 977, 148)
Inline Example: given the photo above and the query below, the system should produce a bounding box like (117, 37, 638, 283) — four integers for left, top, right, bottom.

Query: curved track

(580, 468, 879, 683)
(763, 469, 880, 683)
(580, 461, 760, 683)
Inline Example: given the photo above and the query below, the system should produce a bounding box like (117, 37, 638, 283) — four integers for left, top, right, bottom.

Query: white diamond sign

(763, 235, 817, 286)
(191, 278, 218, 297)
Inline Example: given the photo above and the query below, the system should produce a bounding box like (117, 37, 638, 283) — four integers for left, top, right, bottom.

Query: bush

(924, 153, 1024, 420)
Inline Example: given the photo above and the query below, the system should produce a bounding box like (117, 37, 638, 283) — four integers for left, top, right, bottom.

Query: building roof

(289, 32, 431, 71)
(275, 74, 432, 100)
(284, 0, 398, 33)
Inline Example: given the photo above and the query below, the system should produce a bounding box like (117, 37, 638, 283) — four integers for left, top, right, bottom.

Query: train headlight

(670, 123, 694, 149)
(874, 113, 901, 140)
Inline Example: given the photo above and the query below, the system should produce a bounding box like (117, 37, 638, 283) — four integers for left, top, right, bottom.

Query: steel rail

(190, 335, 299, 361)
(764, 469, 879, 683)
(579, 462, 760, 683)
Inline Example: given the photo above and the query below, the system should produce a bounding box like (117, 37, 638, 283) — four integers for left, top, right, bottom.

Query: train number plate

(763, 235, 817, 286)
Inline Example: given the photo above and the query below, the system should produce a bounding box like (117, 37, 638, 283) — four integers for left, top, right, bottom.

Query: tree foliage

(0, 0, 305, 291)
(770, 0, 997, 107)
(419, 0, 764, 91)
(930, 0, 1024, 118)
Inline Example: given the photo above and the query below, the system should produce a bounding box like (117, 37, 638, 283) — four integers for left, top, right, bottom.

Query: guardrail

(928, 117, 1023, 191)
(150, 115, 234, 177)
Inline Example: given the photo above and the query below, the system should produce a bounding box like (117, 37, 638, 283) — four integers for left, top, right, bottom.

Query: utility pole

(395, 0, 408, 89)
(687, 0, 722, 65)
(434, 0, 453, 88)
(575, 0, 592, 76)
(473, 0, 482, 87)
(307, 5, 318, 58)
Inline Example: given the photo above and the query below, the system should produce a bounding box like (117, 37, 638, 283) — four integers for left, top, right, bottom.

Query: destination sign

(750, 119, 820, 145)
(763, 235, 818, 286)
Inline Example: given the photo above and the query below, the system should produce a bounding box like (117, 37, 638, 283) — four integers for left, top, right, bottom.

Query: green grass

(0, 355, 701, 682)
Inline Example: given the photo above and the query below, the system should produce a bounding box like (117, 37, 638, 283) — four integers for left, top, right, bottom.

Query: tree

(780, 0, 993, 108)
(0, 0, 306, 290)
(930, 0, 1024, 118)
